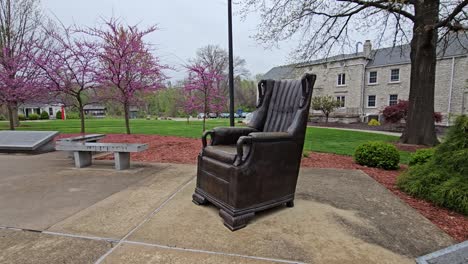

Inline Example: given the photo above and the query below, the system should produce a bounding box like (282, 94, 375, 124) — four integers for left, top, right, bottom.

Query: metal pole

(228, 0, 235, 127)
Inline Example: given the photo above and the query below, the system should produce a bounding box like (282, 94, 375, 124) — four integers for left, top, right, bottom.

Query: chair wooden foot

(192, 192, 208, 205)
(286, 200, 294, 208)
(219, 209, 255, 231)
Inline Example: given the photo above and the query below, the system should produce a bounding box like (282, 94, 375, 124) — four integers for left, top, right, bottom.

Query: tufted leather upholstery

(193, 74, 316, 231)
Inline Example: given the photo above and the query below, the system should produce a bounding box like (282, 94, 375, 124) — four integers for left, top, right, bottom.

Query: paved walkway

(0, 152, 454, 263)
(308, 125, 403, 137)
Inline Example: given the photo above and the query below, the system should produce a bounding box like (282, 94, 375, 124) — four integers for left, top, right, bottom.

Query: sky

(40, 0, 296, 81)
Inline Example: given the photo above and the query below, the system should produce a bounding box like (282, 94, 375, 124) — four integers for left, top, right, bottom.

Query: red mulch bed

(56, 133, 467, 242)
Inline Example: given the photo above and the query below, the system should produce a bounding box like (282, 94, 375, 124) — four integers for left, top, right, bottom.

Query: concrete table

(0, 131, 59, 153)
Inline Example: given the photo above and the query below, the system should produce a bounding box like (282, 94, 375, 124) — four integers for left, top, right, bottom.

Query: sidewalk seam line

(93, 177, 194, 264)
(43, 164, 172, 232)
(122, 240, 306, 264)
(0, 225, 304, 264)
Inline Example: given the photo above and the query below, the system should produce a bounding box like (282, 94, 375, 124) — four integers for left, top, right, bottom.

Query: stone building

(264, 38, 468, 125)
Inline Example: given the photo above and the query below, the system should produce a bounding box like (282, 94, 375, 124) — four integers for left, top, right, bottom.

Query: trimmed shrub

(18, 114, 26, 121)
(408, 148, 435, 166)
(28, 113, 39, 120)
(40, 111, 49, 120)
(368, 119, 381, 126)
(397, 115, 468, 215)
(56, 111, 62, 120)
(0, 114, 5, 121)
(66, 112, 80, 119)
(354, 141, 400, 170)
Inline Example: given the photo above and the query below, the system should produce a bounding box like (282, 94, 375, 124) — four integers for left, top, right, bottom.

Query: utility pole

(228, 0, 235, 127)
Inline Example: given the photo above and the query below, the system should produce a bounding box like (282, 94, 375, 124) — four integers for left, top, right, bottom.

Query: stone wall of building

(277, 54, 467, 125)
(364, 63, 411, 118)
(296, 57, 367, 117)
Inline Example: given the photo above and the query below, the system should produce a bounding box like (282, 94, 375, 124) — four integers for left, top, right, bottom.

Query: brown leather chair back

(248, 74, 315, 138)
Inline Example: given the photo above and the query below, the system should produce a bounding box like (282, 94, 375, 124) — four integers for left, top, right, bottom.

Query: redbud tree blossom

(89, 18, 168, 134)
(35, 26, 99, 133)
(184, 64, 225, 132)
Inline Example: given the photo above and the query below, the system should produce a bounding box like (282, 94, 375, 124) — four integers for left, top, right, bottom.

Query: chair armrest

(205, 127, 257, 147)
(235, 132, 293, 166)
(202, 130, 214, 148)
(248, 132, 292, 142)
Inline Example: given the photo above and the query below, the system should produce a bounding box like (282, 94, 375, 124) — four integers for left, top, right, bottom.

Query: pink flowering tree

(0, 0, 44, 130)
(0, 44, 46, 129)
(184, 64, 225, 132)
(89, 19, 168, 134)
(35, 26, 99, 133)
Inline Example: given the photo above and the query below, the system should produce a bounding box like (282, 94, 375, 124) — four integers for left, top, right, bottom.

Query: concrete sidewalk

(308, 125, 403, 137)
(0, 152, 454, 263)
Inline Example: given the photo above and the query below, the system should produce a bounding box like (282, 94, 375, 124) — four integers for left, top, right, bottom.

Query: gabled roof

(83, 104, 106, 110)
(367, 36, 468, 67)
(264, 34, 468, 79)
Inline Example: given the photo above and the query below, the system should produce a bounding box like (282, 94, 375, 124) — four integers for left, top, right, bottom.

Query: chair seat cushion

(203, 145, 250, 164)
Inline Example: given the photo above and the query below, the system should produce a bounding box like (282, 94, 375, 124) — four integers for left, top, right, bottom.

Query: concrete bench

(57, 134, 106, 158)
(57, 134, 106, 143)
(56, 142, 148, 170)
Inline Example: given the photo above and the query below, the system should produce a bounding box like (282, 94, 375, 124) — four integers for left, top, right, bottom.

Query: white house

(18, 103, 63, 119)
(264, 37, 468, 125)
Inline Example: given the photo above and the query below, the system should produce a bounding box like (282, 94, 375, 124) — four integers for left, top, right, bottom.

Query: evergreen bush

(397, 115, 468, 215)
(56, 111, 62, 119)
(354, 141, 400, 170)
(40, 111, 49, 120)
(28, 113, 39, 120)
(408, 148, 435, 166)
(66, 112, 80, 119)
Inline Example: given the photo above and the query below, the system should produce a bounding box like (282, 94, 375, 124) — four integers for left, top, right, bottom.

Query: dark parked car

(208, 113, 218, 118)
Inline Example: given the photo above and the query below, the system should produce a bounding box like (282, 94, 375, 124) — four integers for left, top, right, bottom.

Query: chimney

(363, 40, 372, 57)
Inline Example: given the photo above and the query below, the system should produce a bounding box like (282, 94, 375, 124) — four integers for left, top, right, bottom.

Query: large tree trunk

(400, 0, 439, 146)
(124, 102, 131, 134)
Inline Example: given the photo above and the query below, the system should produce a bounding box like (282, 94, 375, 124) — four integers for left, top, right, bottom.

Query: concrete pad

(48, 164, 195, 239)
(103, 243, 275, 264)
(0, 229, 111, 264)
(295, 168, 454, 257)
(129, 168, 454, 264)
(0, 152, 154, 230)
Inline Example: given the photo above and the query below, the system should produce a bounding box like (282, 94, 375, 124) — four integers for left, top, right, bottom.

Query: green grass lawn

(0, 119, 411, 164)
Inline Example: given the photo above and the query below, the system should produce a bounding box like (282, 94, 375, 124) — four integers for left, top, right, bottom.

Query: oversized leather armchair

(192, 74, 316, 231)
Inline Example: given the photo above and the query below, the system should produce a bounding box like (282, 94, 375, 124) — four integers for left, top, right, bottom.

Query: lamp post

(228, 0, 235, 127)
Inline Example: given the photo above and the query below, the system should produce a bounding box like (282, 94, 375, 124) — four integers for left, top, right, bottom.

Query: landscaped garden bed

(310, 121, 448, 136)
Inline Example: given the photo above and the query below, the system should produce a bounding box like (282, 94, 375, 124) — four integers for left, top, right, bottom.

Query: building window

(368, 71, 377, 84)
(389, 94, 398, 106)
(390, 69, 400, 82)
(336, 96, 345, 107)
(367, 95, 376, 108)
(49, 107, 53, 116)
(337, 73, 346, 86)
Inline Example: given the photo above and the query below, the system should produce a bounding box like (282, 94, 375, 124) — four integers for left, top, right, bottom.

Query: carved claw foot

(219, 209, 255, 231)
(192, 192, 208, 205)
(286, 200, 294, 208)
